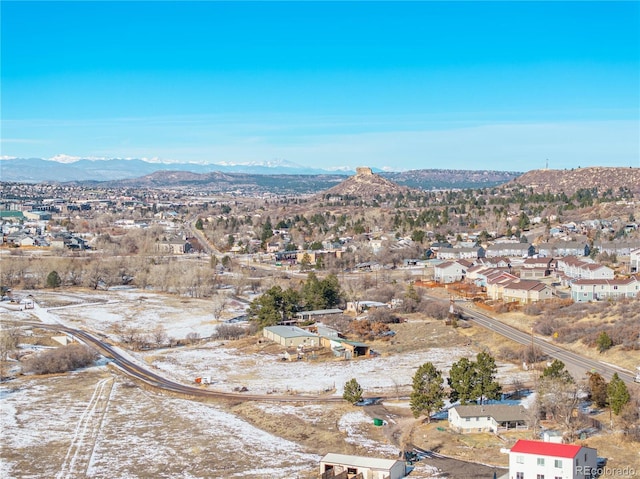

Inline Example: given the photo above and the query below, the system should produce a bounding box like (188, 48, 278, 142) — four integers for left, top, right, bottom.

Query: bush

(497, 346, 519, 361)
(367, 308, 401, 324)
(213, 324, 245, 340)
(534, 317, 560, 336)
(24, 343, 98, 375)
(523, 303, 543, 316)
(420, 301, 449, 319)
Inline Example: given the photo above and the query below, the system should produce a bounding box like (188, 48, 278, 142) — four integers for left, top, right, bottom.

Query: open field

(2, 287, 639, 478)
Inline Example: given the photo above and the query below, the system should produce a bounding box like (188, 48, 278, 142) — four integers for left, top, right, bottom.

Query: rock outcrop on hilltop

(321, 166, 410, 199)
(510, 167, 640, 196)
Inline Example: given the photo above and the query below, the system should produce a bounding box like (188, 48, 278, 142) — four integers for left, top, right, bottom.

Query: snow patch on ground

(338, 410, 400, 456)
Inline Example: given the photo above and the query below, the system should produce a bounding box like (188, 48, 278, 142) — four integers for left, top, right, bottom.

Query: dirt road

(362, 403, 507, 479)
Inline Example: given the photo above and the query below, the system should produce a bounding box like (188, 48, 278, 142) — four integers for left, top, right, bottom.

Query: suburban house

(519, 257, 554, 280)
(319, 453, 405, 479)
(434, 260, 470, 284)
(556, 257, 614, 280)
(485, 271, 519, 301)
(485, 243, 535, 258)
(509, 439, 597, 479)
(262, 326, 320, 348)
(477, 257, 512, 268)
(570, 275, 640, 302)
(448, 404, 529, 433)
(538, 241, 590, 258)
(437, 246, 485, 260)
(630, 247, 640, 273)
(466, 265, 502, 287)
(594, 240, 640, 257)
(502, 280, 553, 304)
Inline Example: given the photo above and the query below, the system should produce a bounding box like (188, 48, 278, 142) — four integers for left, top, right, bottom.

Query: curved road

(11, 321, 344, 403)
(454, 301, 638, 386)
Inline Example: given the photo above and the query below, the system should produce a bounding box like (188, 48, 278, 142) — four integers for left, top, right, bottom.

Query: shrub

(420, 301, 449, 319)
(367, 308, 401, 324)
(213, 324, 245, 340)
(523, 303, 543, 316)
(24, 343, 98, 375)
(533, 317, 560, 336)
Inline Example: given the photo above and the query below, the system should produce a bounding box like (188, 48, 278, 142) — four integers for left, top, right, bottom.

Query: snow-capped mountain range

(0, 156, 373, 182)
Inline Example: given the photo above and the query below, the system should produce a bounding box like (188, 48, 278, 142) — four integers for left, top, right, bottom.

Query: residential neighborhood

(1, 171, 639, 479)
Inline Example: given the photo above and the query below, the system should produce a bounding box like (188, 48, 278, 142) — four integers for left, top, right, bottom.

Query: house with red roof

(509, 439, 597, 479)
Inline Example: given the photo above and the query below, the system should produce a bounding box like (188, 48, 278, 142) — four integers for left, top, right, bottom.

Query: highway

(454, 301, 639, 386)
(11, 321, 344, 403)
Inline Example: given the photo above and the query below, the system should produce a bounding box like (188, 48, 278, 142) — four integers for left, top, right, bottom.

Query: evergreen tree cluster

(248, 272, 342, 328)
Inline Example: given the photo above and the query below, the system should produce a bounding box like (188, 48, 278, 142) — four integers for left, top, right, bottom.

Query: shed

(319, 453, 405, 479)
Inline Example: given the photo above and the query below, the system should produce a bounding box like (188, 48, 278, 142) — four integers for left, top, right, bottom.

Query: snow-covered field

(0, 369, 321, 479)
(0, 288, 532, 478)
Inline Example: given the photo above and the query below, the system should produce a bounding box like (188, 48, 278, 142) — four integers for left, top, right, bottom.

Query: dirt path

(55, 376, 115, 479)
(361, 403, 507, 479)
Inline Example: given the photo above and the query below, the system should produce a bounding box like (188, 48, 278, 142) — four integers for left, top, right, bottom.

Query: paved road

(9, 320, 345, 403)
(454, 301, 638, 386)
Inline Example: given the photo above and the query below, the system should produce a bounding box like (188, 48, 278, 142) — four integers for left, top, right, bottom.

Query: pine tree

(541, 359, 574, 384)
(473, 351, 502, 404)
(596, 331, 613, 353)
(410, 362, 444, 421)
(448, 357, 477, 404)
(343, 378, 363, 404)
(607, 373, 630, 415)
(587, 371, 608, 408)
(46, 270, 61, 289)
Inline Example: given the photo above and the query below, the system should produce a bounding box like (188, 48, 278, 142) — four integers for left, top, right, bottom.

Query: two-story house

(509, 439, 597, 479)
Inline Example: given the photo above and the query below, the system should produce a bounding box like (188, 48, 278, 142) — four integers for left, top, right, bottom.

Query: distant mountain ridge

(0, 157, 347, 182)
(510, 167, 640, 196)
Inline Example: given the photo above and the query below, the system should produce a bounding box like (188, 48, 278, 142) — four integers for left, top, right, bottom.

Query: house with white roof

(509, 439, 597, 479)
(319, 453, 405, 479)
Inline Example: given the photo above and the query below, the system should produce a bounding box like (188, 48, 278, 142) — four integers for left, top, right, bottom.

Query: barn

(262, 326, 319, 348)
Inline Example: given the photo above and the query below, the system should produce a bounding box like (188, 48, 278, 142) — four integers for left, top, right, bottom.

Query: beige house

(502, 279, 553, 304)
(485, 271, 519, 300)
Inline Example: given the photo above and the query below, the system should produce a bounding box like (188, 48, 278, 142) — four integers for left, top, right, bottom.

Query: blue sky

(1, 1, 638, 172)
